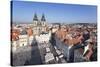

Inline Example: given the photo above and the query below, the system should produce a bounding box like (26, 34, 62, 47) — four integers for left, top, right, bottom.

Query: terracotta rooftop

(27, 28, 33, 36)
(11, 29, 20, 41)
(55, 27, 85, 46)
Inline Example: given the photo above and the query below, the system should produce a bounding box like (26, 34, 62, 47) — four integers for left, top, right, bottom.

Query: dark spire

(41, 14, 46, 21)
(33, 13, 38, 21)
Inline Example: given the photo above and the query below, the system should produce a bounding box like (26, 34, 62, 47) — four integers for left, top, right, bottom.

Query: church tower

(41, 14, 47, 32)
(33, 13, 38, 26)
(41, 13, 46, 26)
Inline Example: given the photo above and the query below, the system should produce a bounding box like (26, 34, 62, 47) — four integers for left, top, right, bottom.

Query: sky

(11, 1, 97, 23)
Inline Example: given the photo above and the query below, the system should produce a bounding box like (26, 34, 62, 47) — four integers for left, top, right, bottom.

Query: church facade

(32, 13, 48, 35)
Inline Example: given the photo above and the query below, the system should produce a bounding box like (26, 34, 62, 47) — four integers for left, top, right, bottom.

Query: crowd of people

(53, 24, 97, 62)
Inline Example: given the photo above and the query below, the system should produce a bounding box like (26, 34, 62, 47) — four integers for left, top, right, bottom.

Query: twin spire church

(32, 13, 48, 35)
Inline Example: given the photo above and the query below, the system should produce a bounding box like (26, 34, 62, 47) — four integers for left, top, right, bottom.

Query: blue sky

(11, 1, 97, 23)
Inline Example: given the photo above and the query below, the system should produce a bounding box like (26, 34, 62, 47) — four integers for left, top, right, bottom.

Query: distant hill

(72, 23, 97, 25)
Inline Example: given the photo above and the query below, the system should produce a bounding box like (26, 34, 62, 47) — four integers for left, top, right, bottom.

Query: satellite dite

(11, 0, 97, 66)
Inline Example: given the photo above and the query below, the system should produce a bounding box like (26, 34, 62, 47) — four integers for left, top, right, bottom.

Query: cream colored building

(18, 30, 29, 47)
(12, 40, 19, 52)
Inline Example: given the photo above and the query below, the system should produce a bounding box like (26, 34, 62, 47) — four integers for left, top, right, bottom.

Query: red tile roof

(11, 29, 20, 41)
(55, 28, 84, 46)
